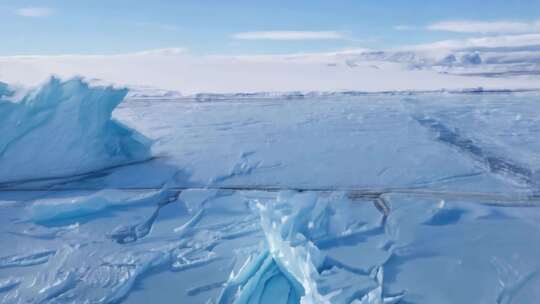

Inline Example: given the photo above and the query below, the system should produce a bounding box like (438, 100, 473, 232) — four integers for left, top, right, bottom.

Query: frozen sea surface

(1, 83, 540, 303)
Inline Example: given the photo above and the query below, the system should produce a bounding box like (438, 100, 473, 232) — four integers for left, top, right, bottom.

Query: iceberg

(0, 77, 151, 184)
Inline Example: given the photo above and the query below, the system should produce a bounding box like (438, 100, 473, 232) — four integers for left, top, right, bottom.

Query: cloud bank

(409, 33, 540, 50)
(232, 31, 347, 41)
(427, 20, 540, 34)
(15, 7, 54, 17)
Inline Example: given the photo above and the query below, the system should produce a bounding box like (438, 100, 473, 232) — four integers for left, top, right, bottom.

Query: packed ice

(1, 77, 540, 303)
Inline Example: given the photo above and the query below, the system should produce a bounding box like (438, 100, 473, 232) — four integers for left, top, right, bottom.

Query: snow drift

(0, 77, 151, 183)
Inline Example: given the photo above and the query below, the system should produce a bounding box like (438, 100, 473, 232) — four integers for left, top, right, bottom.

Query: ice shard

(219, 191, 396, 304)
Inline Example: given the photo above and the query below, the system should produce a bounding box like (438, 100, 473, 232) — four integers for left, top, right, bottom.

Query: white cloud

(134, 22, 181, 31)
(394, 25, 417, 31)
(407, 33, 540, 51)
(427, 20, 540, 34)
(232, 31, 347, 41)
(132, 48, 187, 56)
(15, 7, 54, 17)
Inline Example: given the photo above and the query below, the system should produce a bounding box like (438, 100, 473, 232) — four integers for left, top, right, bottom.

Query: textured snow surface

(0, 78, 151, 183)
(2, 189, 540, 303)
(1, 85, 540, 303)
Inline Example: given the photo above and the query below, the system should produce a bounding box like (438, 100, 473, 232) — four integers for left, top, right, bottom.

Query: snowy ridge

(127, 87, 540, 102)
(126, 87, 183, 100)
(324, 46, 540, 74)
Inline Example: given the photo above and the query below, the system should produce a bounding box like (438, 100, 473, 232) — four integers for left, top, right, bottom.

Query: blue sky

(2, 0, 540, 56)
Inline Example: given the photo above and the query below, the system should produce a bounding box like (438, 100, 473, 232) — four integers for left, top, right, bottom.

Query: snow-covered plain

(1, 77, 540, 303)
(3, 33, 540, 94)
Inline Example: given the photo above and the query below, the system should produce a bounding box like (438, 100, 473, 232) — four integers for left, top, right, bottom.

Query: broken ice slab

(2, 189, 540, 303)
(26, 189, 171, 223)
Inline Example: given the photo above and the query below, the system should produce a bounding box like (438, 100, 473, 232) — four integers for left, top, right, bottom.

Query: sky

(2, 0, 540, 56)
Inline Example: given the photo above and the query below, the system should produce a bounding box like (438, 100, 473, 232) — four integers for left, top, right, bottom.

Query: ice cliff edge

(0, 77, 151, 183)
